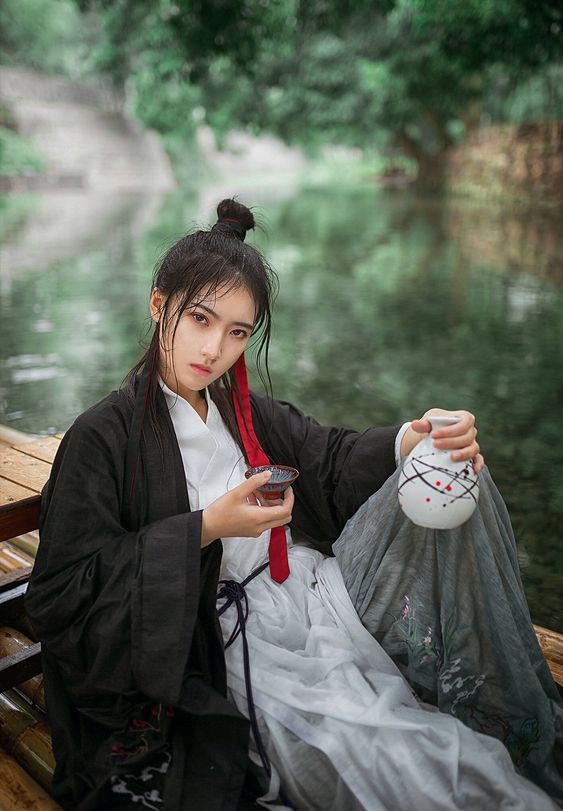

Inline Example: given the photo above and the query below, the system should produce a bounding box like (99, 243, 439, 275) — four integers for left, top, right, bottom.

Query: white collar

(159, 377, 212, 420)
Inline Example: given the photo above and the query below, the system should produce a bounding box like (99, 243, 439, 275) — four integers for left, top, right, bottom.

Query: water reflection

(0, 184, 561, 630)
(0, 191, 166, 287)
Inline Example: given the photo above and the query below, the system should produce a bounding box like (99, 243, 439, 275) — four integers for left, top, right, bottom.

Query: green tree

(226, 0, 563, 186)
(0, 0, 96, 75)
(74, 0, 562, 188)
(3, 0, 562, 187)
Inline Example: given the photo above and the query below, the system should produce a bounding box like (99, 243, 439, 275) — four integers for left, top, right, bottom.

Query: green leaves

(0, 127, 45, 176)
(3, 0, 561, 184)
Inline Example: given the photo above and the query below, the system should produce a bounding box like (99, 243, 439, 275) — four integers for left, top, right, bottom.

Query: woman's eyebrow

(194, 302, 255, 330)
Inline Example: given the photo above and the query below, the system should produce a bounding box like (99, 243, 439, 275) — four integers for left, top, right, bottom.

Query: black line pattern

(398, 453, 479, 505)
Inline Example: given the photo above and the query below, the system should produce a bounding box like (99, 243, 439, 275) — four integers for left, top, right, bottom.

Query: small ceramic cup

(245, 464, 300, 500)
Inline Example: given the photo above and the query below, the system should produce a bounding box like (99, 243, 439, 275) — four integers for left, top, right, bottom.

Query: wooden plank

(0, 583, 28, 610)
(0, 569, 33, 594)
(0, 748, 62, 810)
(534, 624, 563, 686)
(0, 643, 42, 693)
(0, 450, 51, 493)
(1, 542, 35, 566)
(13, 437, 61, 465)
(0, 498, 41, 544)
(8, 534, 39, 560)
(0, 543, 34, 573)
(0, 580, 36, 642)
(0, 424, 35, 448)
(0, 580, 41, 695)
(0, 479, 36, 510)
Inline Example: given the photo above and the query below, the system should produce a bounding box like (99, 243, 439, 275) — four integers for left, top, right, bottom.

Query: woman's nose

(202, 333, 222, 360)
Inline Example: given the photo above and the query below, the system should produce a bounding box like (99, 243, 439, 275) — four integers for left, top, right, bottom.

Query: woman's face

(150, 283, 256, 405)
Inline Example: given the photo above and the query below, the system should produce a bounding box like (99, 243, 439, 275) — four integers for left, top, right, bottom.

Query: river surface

(0, 182, 562, 630)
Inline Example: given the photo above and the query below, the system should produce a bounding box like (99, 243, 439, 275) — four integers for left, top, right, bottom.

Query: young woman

(25, 200, 562, 811)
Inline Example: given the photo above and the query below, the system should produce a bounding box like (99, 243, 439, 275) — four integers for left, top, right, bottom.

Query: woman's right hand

(200, 471, 294, 547)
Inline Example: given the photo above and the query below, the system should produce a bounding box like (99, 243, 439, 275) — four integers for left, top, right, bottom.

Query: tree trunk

(415, 151, 447, 193)
(394, 130, 448, 194)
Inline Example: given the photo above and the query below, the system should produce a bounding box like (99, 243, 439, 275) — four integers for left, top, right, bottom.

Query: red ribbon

(232, 355, 290, 583)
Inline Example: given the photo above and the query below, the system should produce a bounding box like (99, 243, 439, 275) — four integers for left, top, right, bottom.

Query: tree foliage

(2, 0, 562, 180)
(0, 0, 85, 74)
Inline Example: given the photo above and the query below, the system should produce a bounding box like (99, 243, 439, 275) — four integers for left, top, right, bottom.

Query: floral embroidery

(467, 706, 540, 768)
(109, 704, 172, 760)
(386, 594, 441, 669)
(384, 594, 542, 771)
(108, 703, 173, 807)
(111, 752, 171, 809)
(438, 658, 486, 712)
(387, 594, 488, 711)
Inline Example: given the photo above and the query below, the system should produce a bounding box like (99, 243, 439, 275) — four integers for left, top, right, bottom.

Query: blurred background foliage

(1, 0, 562, 184)
(0, 1, 561, 627)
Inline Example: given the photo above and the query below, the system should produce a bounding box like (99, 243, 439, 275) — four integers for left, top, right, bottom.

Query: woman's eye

(232, 329, 249, 339)
(192, 312, 207, 324)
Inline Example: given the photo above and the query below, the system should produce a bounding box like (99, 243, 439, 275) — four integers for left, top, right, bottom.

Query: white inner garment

(160, 381, 555, 811)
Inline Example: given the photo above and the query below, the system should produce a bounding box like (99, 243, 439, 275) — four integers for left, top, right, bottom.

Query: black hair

(123, 198, 278, 456)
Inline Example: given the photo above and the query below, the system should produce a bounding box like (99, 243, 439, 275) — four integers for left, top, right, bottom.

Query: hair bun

(213, 198, 255, 242)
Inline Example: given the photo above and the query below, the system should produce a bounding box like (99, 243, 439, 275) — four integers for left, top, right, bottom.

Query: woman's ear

(150, 288, 165, 323)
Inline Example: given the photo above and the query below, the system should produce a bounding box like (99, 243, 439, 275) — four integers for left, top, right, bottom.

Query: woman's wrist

(201, 508, 218, 547)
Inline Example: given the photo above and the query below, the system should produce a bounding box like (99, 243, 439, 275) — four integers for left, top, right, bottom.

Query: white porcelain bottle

(398, 415, 480, 530)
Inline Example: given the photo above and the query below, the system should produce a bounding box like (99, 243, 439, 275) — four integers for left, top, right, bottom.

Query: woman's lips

(190, 364, 212, 376)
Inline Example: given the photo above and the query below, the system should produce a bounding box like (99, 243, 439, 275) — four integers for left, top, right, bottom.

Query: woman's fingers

(253, 485, 294, 508)
(430, 411, 474, 437)
(265, 487, 294, 520)
(433, 431, 478, 451)
(412, 409, 484, 468)
(450, 441, 481, 462)
(207, 475, 294, 542)
(236, 470, 272, 498)
(282, 486, 294, 507)
(240, 487, 294, 535)
(410, 418, 432, 435)
(258, 487, 294, 529)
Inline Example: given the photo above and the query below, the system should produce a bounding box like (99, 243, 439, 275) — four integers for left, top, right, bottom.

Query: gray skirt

(333, 465, 563, 805)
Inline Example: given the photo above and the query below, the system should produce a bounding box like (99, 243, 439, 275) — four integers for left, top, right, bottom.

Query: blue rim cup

(244, 464, 300, 500)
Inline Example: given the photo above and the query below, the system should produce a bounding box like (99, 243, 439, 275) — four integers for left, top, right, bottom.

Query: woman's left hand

(401, 408, 484, 474)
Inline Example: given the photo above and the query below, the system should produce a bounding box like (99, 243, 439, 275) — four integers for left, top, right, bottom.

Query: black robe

(24, 382, 399, 810)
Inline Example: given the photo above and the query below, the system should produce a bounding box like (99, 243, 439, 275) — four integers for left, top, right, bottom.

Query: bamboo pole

(7, 533, 39, 560)
(4, 543, 35, 565)
(0, 543, 34, 573)
(0, 628, 45, 709)
(0, 746, 61, 810)
(533, 624, 563, 686)
(0, 690, 54, 792)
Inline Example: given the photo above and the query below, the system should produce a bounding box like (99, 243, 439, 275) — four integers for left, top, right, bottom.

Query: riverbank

(0, 66, 175, 192)
(446, 122, 563, 209)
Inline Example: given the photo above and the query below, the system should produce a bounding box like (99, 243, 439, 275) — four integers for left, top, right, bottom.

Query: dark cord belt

(217, 560, 271, 775)
(217, 560, 295, 809)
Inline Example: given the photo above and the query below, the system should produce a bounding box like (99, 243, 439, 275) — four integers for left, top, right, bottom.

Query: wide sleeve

(24, 410, 208, 709)
(251, 392, 401, 555)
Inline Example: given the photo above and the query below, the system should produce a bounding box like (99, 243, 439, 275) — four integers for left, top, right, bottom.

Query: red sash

(232, 355, 290, 583)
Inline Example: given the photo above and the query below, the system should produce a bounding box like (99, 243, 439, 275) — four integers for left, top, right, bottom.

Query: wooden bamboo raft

(0, 429, 561, 809)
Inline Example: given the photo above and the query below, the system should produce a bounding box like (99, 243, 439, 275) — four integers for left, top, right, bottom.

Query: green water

(1, 184, 562, 630)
